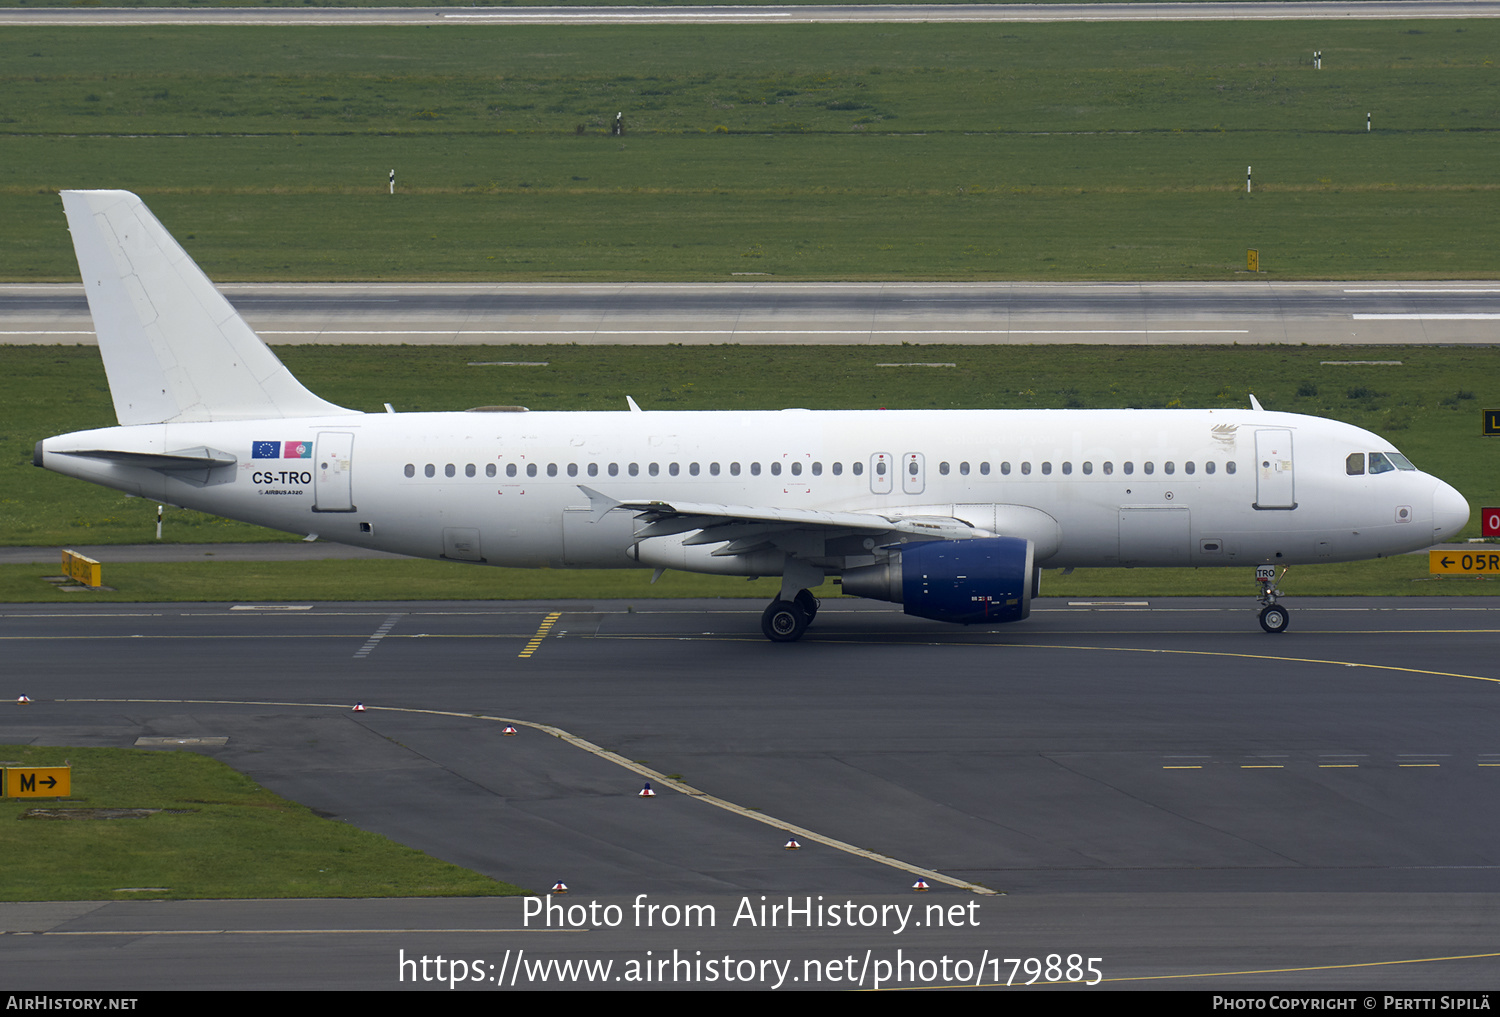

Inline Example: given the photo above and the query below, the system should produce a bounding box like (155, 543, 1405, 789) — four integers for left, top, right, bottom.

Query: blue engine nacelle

(840, 536, 1036, 625)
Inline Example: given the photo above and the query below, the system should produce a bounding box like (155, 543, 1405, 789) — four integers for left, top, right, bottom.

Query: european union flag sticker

(252, 441, 280, 459)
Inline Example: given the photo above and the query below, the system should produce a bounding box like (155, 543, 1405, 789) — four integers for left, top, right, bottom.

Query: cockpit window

(1368, 452, 1396, 475)
(1346, 453, 1365, 476)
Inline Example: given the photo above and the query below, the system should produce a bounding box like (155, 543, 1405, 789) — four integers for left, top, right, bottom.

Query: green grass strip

(0, 743, 525, 900)
(10, 343, 1499, 556)
(4, 21, 1499, 280)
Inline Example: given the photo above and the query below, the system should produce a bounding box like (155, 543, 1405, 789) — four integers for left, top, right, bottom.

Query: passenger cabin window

(487, 464, 497, 478)
(404, 464, 415, 478)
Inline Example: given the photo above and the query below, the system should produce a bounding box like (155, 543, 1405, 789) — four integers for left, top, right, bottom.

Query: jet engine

(841, 536, 1035, 624)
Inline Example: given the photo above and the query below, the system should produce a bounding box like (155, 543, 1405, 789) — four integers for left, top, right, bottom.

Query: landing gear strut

(1255, 565, 1290, 633)
(762, 590, 820, 643)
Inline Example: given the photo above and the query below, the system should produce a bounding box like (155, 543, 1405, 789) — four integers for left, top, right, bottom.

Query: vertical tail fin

(62, 190, 353, 425)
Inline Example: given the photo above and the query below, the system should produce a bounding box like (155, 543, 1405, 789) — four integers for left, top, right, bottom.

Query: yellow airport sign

(1429, 550, 1500, 575)
(5, 766, 71, 798)
(61, 549, 101, 587)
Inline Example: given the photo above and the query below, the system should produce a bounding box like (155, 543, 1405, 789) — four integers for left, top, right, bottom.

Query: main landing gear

(762, 589, 820, 643)
(1255, 565, 1289, 634)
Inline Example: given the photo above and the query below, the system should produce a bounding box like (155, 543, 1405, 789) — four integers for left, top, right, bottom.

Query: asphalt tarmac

(8, 281, 1500, 347)
(4, 596, 1500, 990)
(6, 2, 1500, 26)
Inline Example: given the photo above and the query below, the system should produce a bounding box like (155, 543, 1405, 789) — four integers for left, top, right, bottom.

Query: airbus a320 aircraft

(36, 191, 1470, 641)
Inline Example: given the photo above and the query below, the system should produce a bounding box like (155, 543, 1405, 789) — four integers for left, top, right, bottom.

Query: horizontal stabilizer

(62, 190, 353, 425)
(51, 447, 238, 471)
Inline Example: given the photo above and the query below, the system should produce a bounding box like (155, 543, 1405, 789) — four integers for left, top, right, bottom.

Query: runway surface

(6, 2, 1500, 26)
(4, 596, 1500, 989)
(8, 280, 1500, 346)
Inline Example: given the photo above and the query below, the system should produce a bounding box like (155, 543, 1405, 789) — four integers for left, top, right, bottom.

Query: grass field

(0, 743, 524, 900)
(6, 341, 1498, 604)
(5, 21, 1499, 279)
(12, 342, 1500, 547)
(2, 553, 1495, 605)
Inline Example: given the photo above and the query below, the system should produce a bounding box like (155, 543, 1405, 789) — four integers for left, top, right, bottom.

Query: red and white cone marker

(912, 880, 931, 892)
(551, 882, 568, 894)
(784, 838, 801, 850)
(639, 782, 656, 798)
(502, 725, 518, 736)
(352, 703, 366, 712)
(16, 695, 31, 704)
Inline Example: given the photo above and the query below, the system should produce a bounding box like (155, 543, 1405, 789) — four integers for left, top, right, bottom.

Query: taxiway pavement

(4, 597, 1500, 989)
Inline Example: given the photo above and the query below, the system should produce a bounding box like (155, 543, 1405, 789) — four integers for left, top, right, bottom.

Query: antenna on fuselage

(1248, 394, 1265, 411)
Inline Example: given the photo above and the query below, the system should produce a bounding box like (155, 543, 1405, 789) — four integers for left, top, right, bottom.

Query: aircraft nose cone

(1433, 481, 1469, 542)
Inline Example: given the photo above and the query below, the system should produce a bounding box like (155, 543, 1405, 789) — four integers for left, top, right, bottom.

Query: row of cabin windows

(941, 460, 1235, 477)
(402, 459, 1239, 480)
(402, 461, 865, 479)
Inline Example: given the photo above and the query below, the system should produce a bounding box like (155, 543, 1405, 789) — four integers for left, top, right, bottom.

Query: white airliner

(36, 191, 1469, 641)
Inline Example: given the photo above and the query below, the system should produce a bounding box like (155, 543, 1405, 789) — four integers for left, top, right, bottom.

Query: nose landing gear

(1256, 565, 1289, 633)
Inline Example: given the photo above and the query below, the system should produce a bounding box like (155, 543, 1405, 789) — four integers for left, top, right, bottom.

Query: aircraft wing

(578, 486, 983, 551)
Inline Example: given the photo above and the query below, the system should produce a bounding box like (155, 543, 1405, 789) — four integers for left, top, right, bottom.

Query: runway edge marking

(58, 697, 997, 896)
